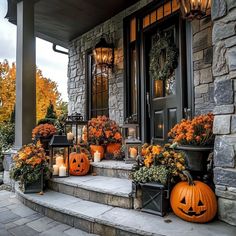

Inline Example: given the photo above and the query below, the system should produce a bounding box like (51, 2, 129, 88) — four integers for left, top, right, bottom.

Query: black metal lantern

(93, 37, 114, 67)
(49, 135, 71, 178)
(124, 137, 142, 164)
(121, 123, 140, 143)
(179, 0, 211, 20)
(65, 112, 88, 145)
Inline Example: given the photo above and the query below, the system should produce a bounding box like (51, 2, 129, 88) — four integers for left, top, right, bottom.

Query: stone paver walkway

(0, 190, 97, 236)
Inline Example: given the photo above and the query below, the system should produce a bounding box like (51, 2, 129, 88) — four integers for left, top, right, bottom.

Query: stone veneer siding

(192, 16, 214, 115)
(67, 0, 153, 125)
(212, 0, 236, 226)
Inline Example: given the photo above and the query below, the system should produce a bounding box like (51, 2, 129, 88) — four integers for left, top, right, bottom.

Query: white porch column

(15, 0, 36, 147)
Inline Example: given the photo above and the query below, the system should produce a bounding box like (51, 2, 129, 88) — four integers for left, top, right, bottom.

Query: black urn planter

(132, 182, 170, 216)
(176, 145, 213, 172)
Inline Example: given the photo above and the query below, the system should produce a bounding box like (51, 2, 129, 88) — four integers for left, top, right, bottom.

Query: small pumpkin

(69, 149, 90, 176)
(170, 171, 217, 223)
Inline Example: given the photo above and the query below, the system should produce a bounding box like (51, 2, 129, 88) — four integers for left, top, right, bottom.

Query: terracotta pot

(90, 145, 104, 159)
(106, 143, 121, 154)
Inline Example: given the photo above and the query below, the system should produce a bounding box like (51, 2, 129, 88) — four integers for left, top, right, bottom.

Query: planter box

(133, 182, 170, 216)
(23, 173, 43, 194)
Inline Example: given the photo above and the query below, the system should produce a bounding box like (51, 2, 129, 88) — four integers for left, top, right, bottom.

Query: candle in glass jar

(129, 147, 138, 158)
(128, 128, 136, 138)
(94, 150, 101, 162)
(56, 155, 64, 167)
(53, 164, 59, 175)
(67, 132, 74, 141)
(59, 165, 66, 177)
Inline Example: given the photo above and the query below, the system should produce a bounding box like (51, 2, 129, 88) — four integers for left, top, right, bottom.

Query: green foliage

(45, 101, 57, 119)
(131, 165, 169, 185)
(0, 122, 14, 160)
(37, 118, 55, 125)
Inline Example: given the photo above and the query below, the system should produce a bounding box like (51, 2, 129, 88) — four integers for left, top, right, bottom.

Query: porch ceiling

(6, 0, 139, 48)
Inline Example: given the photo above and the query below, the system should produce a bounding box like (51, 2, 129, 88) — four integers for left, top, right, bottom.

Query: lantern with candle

(65, 112, 88, 145)
(121, 119, 140, 143)
(124, 137, 142, 164)
(49, 135, 71, 178)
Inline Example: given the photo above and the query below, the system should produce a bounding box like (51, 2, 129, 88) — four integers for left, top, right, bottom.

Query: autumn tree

(0, 60, 16, 122)
(0, 60, 66, 123)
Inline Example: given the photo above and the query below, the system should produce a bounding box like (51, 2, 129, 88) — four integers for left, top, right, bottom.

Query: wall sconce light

(179, 0, 211, 20)
(93, 37, 114, 68)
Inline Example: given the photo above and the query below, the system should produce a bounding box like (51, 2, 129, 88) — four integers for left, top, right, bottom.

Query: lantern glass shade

(180, 0, 211, 20)
(124, 138, 142, 164)
(49, 135, 71, 178)
(93, 37, 114, 67)
(65, 113, 88, 145)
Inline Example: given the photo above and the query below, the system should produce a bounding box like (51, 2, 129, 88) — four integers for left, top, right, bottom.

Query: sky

(0, 0, 68, 101)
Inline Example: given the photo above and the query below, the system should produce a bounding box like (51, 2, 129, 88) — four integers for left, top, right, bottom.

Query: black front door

(143, 17, 186, 144)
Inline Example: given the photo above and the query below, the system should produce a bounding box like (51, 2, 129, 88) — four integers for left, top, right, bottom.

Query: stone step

(48, 175, 133, 208)
(15, 187, 236, 236)
(90, 160, 133, 179)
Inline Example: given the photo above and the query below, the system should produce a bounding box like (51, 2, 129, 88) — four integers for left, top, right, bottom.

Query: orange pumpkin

(69, 151, 90, 176)
(90, 145, 104, 159)
(170, 171, 217, 223)
(106, 143, 121, 154)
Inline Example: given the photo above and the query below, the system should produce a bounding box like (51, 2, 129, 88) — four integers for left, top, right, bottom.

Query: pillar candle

(128, 128, 136, 138)
(94, 150, 101, 162)
(56, 155, 64, 167)
(129, 147, 138, 158)
(67, 132, 74, 141)
(53, 165, 59, 175)
(59, 165, 66, 177)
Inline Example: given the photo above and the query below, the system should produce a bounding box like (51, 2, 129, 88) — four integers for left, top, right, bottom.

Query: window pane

(90, 55, 109, 117)
(130, 47, 137, 117)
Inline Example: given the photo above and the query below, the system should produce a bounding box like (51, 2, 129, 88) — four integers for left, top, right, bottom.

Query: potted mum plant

(104, 119, 122, 156)
(131, 144, 186, 216)
(168, 113, 214, 173)
(88, 116, 107, 158)
(10, 142, 51, 193)
(32, 123, 57, 153)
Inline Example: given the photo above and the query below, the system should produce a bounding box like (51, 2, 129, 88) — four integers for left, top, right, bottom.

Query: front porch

(3, 0, 236, 234)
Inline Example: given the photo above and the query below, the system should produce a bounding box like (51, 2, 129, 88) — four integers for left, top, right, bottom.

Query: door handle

(146, 92, 151, 118)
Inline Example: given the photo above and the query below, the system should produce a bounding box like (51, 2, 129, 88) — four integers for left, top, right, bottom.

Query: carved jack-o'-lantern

(170, 171, 217, 223)
(69, 151, 90, 176)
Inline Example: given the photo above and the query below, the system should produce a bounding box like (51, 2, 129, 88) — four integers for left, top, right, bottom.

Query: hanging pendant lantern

(179, 0, 211, 20)
(93, 37, 114, 67)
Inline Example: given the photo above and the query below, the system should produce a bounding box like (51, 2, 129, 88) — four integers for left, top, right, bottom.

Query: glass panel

(130, 47, 137, 117)
(143, 15, 150, 28)
(157, 7, 163, 20)
(165, 74, 176, 96)
(150, 11, 157, 24)
(154, 80, 164, 98)
(130, 18, 136, 42)
(164, 2, 172, 17)
(172, 0, 180, 12)
(154, 110, 164, 139)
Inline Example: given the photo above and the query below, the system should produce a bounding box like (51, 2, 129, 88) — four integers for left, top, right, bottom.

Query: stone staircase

(15, 160, 236, 236)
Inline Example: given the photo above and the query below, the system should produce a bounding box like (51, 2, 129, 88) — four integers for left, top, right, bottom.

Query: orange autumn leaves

(88, 116, 122, 145)
(168, 113, 214, 146)
(13, 142, 48, 168)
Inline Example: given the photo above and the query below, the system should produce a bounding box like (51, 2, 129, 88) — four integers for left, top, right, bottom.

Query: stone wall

(192, 16, 214, 115)
(67, 0, 153, 125)
(212, 0, 236, 226)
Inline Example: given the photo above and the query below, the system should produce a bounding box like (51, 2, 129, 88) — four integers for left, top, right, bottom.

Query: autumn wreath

(149, 34, 179, 81)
